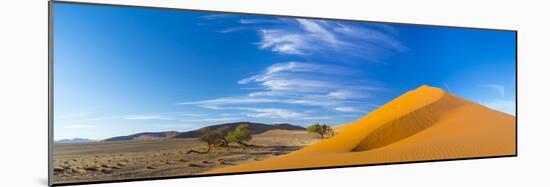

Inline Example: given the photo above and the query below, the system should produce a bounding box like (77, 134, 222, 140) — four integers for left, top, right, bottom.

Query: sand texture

(53, 130, 319, 184)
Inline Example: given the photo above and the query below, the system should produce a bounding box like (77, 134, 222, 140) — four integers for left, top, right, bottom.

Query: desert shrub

(215, 126, 232, 147)
(187, 128, 223, 154)
(187, 163, 202, 167)
(307, 123, 334, 139)
(226, 124, 252, 146)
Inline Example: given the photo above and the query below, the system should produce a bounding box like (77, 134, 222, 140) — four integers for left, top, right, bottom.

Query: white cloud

(177, 97, 280, 106)
(192, 105, 307, 120)
(264, 61, 322, 76)
(178, 62, 380, 121)
(177, 62, 373, 110)
(179, 117, 241, 122)
(218, 27, 246, 33)
(156, 123, 196, 129)
(82, 115, 124, 121)
(262, 79, 334, 92)
(258, 29, 308, 55)
(333, 23, 406, 51)
(202, 15, 405, 60)
(296, 19, 340, 46)
(252, 19, 404, 60)
(478, 84, 506, 98)
(481, 99, 516, 115)
(245, 108, 305, 119)
(175, 113, 207, 117)
(63, 125, 96, 129)
(188, 14, 399, 123)
(239, 18, 281, 24)
(334, 107, 360, 113)
(327, 90, 364, 100)
(57, 112, 90, 119)
(124, 115, 174, 120)
(199, 14, 233, 20)
(238, 62, 359, 94)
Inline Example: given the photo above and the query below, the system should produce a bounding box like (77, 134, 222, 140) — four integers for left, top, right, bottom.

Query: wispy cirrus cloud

(201, 106, 310, 120)
(178, 62, 377, 111)
(477, 84, 514, 115)
(478, 84, 505, 98)
(174, 113, 208, 117)
(179, 117, 242, 122)
(63, 124, 96, 129)
(178, 61, 382, 121)
(481, 99, 515, 115)
(333, 23, 406, 52)
(232, 18, 404, 61)
(334, 107, 361, 113)
(244, 108, 305, 119)
(57, 112, 90, 119)
(257, 18, 405, 58)
(327, 90, 365, 100)
(199, 14, 234, 20)
(238, 62, 378, 95)
(239, 18, 281, 24)
(207, 16, 405, 61)
(178, 97, 282, 106)
(187, 15, 401, 123)
(83, 114, 176, 121)
(123, 115, 175, 120)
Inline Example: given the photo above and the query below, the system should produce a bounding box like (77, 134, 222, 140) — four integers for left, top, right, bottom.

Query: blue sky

(53, 3, 516, 140)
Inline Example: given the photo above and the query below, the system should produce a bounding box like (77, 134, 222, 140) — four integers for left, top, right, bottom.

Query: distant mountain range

(55, 138, 96, 143)
(103, 122, 305, 142)
(103, 131, 179, 141)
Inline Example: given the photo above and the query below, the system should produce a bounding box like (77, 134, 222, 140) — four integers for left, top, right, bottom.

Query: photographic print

(50, 2, 516, 185)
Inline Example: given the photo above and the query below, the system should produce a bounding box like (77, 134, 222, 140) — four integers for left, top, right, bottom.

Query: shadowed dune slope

(207, 85, 516, 174)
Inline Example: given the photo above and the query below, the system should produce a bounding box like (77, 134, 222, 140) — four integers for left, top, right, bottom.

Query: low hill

(104, 122, 305, 141)
(174, 122, 305, 138)
(104, 131, 179, 141)
(55, 138, 96, 143)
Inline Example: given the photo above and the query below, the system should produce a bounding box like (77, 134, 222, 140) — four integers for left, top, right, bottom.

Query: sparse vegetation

(187, 128, 223, 154)
(100, 168, 113, 173)
(187, 124, 254, 153)
(53, 122, 320, 183)
(187, 163, 202, 167)
(226, 124, 253, 147)
(116, 162, 127, 167)
(307, 123, 334, 139)
(84, 165, 99, 172)
(216, 126, 232, 147)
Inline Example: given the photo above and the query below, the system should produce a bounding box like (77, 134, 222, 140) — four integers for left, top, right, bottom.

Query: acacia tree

(226, 124, 253, 147)
(215, 126, 232, 147)
(187, 128, 223, 154)
(307, 123, 334, 139)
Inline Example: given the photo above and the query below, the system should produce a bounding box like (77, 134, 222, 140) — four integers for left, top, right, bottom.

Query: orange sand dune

(207, 85, 516, 174)
(331, 123, 351, 133)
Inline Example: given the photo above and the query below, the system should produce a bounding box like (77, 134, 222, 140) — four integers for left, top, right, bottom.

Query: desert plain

(53, 129, 319, 183)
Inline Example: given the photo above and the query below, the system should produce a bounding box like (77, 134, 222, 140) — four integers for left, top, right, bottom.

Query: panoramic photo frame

(49, 1, 517, 186)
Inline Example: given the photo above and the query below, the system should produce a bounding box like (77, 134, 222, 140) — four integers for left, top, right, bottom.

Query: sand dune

(331, 123, 351, 133)
(207, 85, 516, 174)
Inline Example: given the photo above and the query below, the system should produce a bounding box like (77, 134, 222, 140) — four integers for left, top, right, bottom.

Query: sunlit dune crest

(207, 85, 516, 173)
